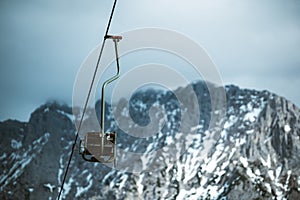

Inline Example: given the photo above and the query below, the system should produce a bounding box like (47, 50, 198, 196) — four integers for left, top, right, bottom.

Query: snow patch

(190, 124, 203, 132)
(264, 136, 272, 144)
(260, 154, 271, 168)
(265, 183, 272, 193)
(246, 168, 259, 180)
(224, 115, 238, 129)
(115, 174, 128, 189)
(58, 155, 64, 186)
(75, 173, 93, 197)
(268, 170, 275, 181)
(136, 174, 144, 196)
(236, 137, 246, 146)
(165, 136, 173, 145)
(284, 124, 291, 133)
(44, 183, 55, 193)
(275, 165, 282, 179)
(0, 153, 7, 160)
(1, 132, 50, 191)
(240, 157, 248, 168)
(244, 107, 261, 123)
(240, 105, 246, 112)
(11, 139, 22, 149)
(254, 169, 261, 176)
(220, 130, 227, 138)
(57, 110, 75, 122)
(62, 177, 74, 198)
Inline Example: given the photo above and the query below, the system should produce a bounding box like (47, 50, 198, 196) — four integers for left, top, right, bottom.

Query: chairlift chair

(79, 35, 122, 167)
(79, 131, 116, 163)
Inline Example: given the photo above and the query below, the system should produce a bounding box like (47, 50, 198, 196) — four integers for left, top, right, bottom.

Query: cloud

(0, 0, 300, 120)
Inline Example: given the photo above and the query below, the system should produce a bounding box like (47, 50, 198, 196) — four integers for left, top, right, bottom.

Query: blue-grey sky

(1, 0, 300, 121)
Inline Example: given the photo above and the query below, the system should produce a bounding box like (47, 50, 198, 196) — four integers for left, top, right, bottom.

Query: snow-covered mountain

(1, 81, 300, 200)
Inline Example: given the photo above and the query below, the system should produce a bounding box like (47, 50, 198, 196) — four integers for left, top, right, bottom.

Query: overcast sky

(1, 0, 300, 121)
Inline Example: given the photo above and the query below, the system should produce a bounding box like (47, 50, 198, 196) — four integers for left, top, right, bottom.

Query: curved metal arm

(101, 38, 121, 134)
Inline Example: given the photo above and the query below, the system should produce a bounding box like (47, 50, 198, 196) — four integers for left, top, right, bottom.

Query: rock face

(0, 81, 300, 200)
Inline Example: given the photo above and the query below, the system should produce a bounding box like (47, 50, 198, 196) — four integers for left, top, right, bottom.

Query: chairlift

(58, 1, 122, 198)
(79, 35, 122, 167)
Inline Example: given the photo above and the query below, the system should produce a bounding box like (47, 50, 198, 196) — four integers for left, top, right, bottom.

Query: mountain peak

(1, 81, 300, 199)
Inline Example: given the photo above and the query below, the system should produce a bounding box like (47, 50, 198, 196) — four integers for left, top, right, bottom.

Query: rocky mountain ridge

(0, 81, 300, 199)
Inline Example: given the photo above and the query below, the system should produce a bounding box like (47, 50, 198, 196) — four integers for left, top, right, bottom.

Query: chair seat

(81, 132, 116, 162)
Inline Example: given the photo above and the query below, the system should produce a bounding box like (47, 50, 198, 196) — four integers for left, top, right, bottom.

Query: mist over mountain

(1, 80, 300, 200)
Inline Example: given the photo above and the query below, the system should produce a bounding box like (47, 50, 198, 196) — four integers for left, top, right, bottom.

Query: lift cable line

(57, 0, 119, 199)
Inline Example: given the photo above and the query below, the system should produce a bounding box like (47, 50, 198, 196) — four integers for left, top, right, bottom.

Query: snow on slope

(1, 82, 300, 199)
(0, 132, 50, 191)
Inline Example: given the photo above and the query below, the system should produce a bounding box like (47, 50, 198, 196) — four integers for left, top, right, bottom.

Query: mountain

(0, 81, 300, 200)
